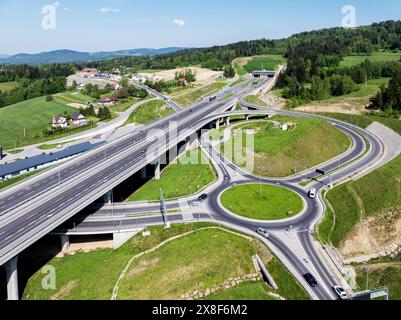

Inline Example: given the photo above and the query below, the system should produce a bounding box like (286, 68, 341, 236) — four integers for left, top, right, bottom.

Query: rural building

(52, 116, 68, 129)
(82, 68, 98, 73)
(112, 82, 121, 90)
(70, 113, 88, 126)
(99, 96, 118, 106)
(0, 142, 105, 181)
(178, 78, 188, 86)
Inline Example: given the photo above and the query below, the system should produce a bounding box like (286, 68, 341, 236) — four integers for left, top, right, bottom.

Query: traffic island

(220, 184, 304, 221)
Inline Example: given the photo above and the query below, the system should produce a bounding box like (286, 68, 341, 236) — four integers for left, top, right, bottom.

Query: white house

(52, 116, 68, 129)
(70, 113, 88, 126)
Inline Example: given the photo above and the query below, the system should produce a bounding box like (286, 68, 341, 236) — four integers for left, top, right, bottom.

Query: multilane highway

(59, 101, 384, 300)
(0, 76, 270, 269)
(0, 71, 384, 301)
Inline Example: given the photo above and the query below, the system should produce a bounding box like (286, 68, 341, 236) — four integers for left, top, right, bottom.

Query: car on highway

(303, 273, 318, 287)
(309, 188, 317, 199)
(198, 194, 208, 201)
(332, 286, 347, 299)
(256, 228, 270, 239)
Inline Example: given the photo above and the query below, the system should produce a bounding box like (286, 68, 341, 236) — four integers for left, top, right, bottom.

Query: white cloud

(173, 19, 185, 27)
(99, 8, 120, 13)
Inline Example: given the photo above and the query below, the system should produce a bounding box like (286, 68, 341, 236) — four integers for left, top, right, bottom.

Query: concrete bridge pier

(103, 190, 113, 204)
(140, 166, 147, 180)
(60, 234, 70, 253)
(4, 256, 19, 300)
(184, 138, 191, 152)
(225, 117, 230, 126)
(154, 160, 161, 181)
(246, 115, 250, 121)
(215, 120, 220, 130)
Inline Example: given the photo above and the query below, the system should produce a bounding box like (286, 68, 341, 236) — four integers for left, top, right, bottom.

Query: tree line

(0, 64, 76, 108)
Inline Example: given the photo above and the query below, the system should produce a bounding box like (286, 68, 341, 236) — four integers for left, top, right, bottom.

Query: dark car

(303, 273, 318, 287)
(198, 194, 208, 201)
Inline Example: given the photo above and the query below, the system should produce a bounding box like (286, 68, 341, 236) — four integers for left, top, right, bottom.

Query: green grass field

(0, 95, 84, 149)
(0, 81, 19, 92)
(23, 223, 213, 300)
(204, 281, 277, 300)
(117, 228, 261, 300)
(221, 184, 303, 220)
(23, 223, 308, 300)
(244, 55, 286, 73)
(174, 82, 226, 107)
(243, 94, 267, 107)
(125, 100, 173, 125)
(127, 149, 216, 201)
(339, 52, 401, 68)
(321, 153, 401, 247)
(356, 261, 401, 300)
(222, 117, 351, 177)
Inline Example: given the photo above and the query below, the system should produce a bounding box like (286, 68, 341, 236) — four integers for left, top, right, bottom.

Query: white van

(309, 188, 317, 199)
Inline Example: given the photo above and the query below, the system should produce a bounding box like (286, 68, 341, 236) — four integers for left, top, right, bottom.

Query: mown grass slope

(222, 117, 351, 177)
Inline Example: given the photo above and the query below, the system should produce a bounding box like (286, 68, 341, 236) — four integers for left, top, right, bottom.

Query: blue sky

(0, 0, 400, 54)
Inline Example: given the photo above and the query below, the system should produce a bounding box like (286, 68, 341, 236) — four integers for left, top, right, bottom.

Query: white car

(256, 228, 270, 239)
(309, 188, 317, 199)
(333, 286, 347, 299)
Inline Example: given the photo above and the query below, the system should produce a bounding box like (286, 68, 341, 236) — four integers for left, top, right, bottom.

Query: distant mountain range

(0, 48, 186, 65)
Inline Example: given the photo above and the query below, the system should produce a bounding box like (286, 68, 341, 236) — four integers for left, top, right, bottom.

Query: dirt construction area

(67, 72, 118, 89)
(138, 67, 222, 85)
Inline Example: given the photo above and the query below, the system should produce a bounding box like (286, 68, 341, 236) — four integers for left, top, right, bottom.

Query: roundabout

(220, 183, 304, 221)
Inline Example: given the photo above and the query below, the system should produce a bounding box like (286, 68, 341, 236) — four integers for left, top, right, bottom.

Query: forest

(0, 64, 76, 108)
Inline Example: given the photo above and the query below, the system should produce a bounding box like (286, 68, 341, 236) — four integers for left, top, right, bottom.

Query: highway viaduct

(0, 77, 276, 300)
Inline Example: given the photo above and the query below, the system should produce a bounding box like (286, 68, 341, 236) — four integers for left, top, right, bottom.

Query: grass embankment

(205, 281, 277, 300)
(222, 117, 351, 177)
(355, 256, 401, 300)
(117, 228, 259, 300)
(0, 81, 19, 92)
(0, 170, 43, 191)
(243, 55, 286, 73)
(125, 100, 173, 125)
(317, 111, 401, 136)
(339, 52, 401, 68)
(243, 94, 267, 107)
(38, 140, 78, 150)
(221, 184, 303, 220)
(0, 93, 95, 149)
(233, 55, 286, 77)
(174, 82, 226, 107)
(23, 224, 308, 300)
(127, 149, 216, 201)
(320, 153, 401, 247)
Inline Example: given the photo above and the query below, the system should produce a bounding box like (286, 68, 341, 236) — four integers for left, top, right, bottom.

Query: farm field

(0, 81, 19, 92)
(339, 51, 401, 68)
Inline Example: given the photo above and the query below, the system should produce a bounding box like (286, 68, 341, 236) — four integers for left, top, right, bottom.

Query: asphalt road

(0, 73, 384, 301)
(59, 105, 383, 300)
(0, 77, 268, 267)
